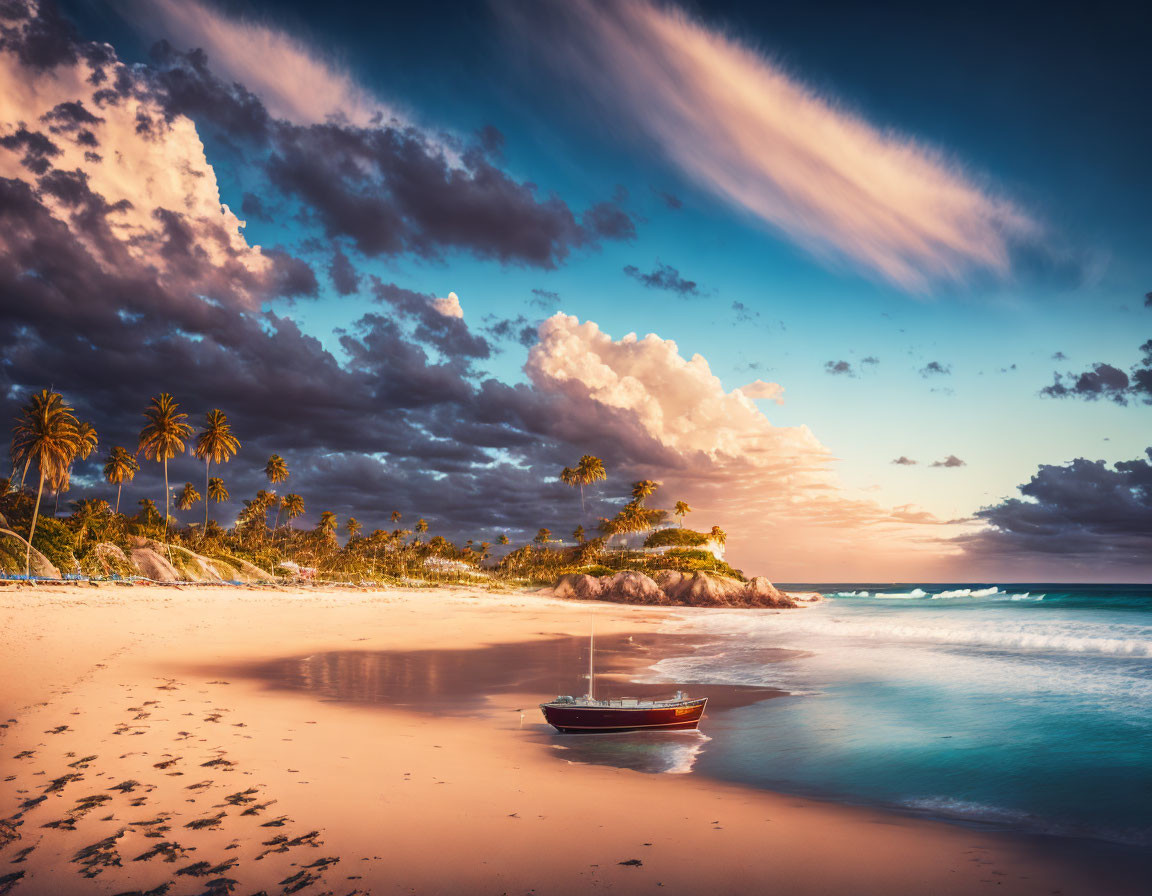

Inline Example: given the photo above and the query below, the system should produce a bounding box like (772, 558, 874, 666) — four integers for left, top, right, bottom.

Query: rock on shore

(553, 570, 799, 609)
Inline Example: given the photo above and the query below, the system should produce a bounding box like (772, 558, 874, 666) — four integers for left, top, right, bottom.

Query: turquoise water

(645, 584, 1152, 848)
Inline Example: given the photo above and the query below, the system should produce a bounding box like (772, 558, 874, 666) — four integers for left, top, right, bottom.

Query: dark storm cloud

(327, 245, 360, 296)
(824, 360, 854, 377)
(891, 456, 917, 465)
(962, 449, 1152, 563)
(1040, 341, 1152, 405)
(240, 191, 270, 221)
(931, 455, 966, 468)
(370, 281, 490, 360)
(622, 262, 699, 296)
(484, 314, 538, 349)
(919, 361, 951, 377)
(141, 44, 632, 270)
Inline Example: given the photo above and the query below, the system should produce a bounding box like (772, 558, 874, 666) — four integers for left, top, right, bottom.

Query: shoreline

(1, 583, 1148, 894)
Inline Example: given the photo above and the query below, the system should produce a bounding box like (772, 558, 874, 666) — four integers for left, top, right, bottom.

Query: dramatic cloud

(1041, 341, 1152, 405)
(737, 380, 785, 404)
(328, 245, 360, 295)
(118, 0, 390, 127)
(962, 449, 1152, 569)
(522, 315, 952, 577)
(892, 456, 918, 465)
(0, 2, 310, 314)
(824, 360, 855, 376)
(504, 0, 1037, 290)
(920, 361, 952, 377)
(932, 455, 966, 468)
(623, 262, 699, 296)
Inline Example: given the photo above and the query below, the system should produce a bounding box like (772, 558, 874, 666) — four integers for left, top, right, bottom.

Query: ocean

(642, 584, 1152, 849)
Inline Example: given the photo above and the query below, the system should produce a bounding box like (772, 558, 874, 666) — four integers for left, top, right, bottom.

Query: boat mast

(588, 616, 595, 701)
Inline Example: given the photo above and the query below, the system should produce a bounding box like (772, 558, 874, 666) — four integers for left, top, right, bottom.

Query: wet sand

(1, 582, 1149, 895)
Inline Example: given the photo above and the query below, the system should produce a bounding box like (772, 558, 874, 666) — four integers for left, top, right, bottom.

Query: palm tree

(264, 454, 289, 529)
(575, 455, 607, 512)
(176, 482, 201, 513)
(318, 510, 337, 540)
(11, 390, 81, 575)
(573, 524, 586, 543)
(497, 533, 509, 546)
(282, 493, 305, 529)
(346, 517, 362, 540)
(194, 410, 240, 534)
(138, 393, 193, 537)
(54, 420, 98, 516)
(674, 501, 692, 527)
(103, 446, 139, 513)
(415, 518, 428, 542)
(207, 477, 229, 506)
(709, 525, 727, 546)
(631, 479, 660, 505)
(137, 498, 160, 525)
(534, 527, 551, 545)
(391, 510, 402, 525)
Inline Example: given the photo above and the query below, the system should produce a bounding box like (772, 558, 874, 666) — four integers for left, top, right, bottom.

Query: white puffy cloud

(738, 379, 785, 404)
(432, 291, 464, 319)
(526, 314, 958, 578)
(0, 26, 276, 306)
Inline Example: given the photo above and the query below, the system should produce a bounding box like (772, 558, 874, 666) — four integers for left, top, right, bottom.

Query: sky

(0, 0, 1149, 581)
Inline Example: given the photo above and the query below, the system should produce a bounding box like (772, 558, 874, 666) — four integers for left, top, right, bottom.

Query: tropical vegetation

(2, 390, 740, 585)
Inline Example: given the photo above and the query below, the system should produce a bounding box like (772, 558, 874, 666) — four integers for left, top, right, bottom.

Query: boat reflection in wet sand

(540, 619, 707, 733)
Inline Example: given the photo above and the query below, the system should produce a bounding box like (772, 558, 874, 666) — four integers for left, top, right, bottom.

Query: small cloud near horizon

(862, 356, 879, 365)
(932, 455, 966, 468)
(824, 360, 855, 377)
(920, 361, 952, 377)
(892, 456, 917, 465)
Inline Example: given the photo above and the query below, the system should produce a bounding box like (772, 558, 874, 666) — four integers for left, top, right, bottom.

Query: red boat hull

(541, 698, 706, 733)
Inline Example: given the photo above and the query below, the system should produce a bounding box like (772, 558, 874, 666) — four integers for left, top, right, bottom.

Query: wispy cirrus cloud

(504, 0, 1037, 291)
(116, 0, 391, 127)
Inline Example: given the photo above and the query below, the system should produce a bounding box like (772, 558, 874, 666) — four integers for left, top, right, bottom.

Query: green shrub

(644, 527, 708, 549)
(31, 517, 77, 573)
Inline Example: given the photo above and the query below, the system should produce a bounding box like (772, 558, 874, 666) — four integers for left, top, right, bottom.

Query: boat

(539, 619, 707, 733)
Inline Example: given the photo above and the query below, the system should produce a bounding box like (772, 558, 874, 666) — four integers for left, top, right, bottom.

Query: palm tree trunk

(580, 482, 586, 513)
(20, 457, 31, 491)
(163, 457, 170, 539)
(116, 482, 122, 514)
(273, 502, 282, 533)
(203, 459, 210, 538)
(54, 487, 60, 517)
(25, 469, 45, 577)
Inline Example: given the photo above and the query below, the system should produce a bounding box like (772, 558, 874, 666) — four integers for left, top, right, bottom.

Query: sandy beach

(0, 583, 1147, 896)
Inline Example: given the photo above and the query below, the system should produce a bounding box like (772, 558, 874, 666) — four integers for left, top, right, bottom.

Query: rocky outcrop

(127, 539, 275, 583)
(554, 570, 797, 609)
(0, 526, 62, 579)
